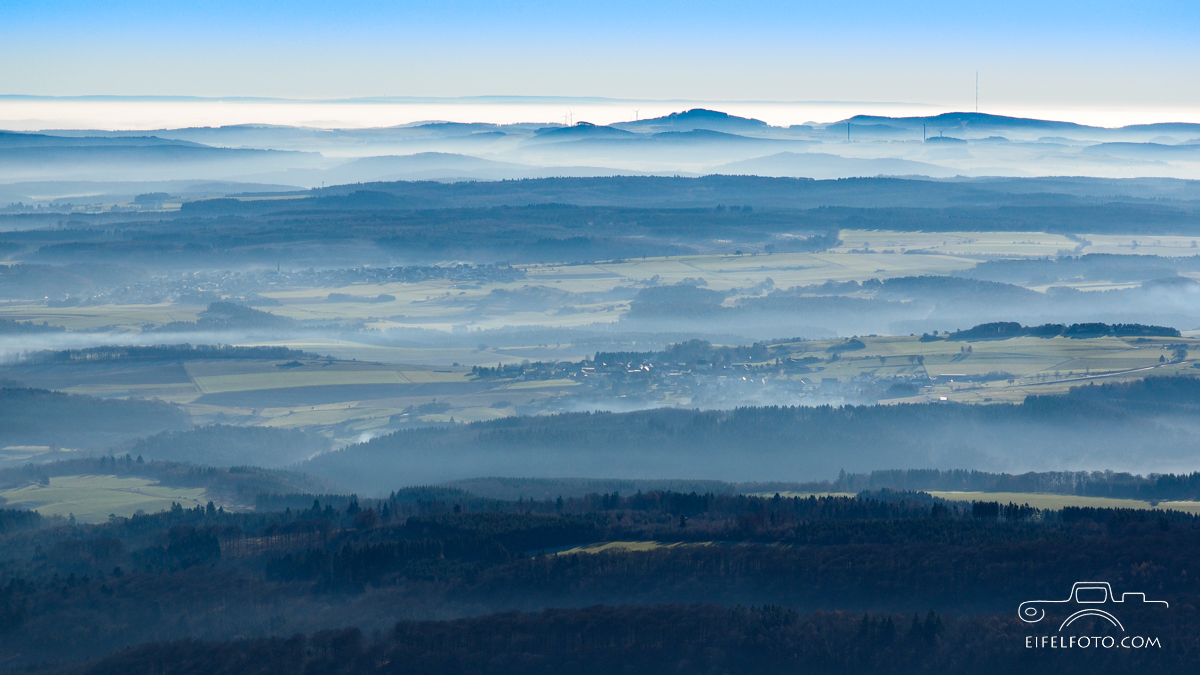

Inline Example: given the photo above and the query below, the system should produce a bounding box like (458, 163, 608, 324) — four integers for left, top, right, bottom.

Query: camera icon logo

(1019, 582, 1168, 632)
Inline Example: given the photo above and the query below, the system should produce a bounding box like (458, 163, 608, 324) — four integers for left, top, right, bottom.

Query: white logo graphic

(1019, 582, 1168, 632)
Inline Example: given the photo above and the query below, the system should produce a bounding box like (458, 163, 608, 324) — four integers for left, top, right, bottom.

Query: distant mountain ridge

(834, 112, 1200, 141)
(6, 108, 1200, 189)
(0, 130, 205, 148)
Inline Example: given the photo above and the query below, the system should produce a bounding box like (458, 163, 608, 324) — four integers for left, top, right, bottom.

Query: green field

(0, 474, 212, 523)
(191, 369, 408, 394)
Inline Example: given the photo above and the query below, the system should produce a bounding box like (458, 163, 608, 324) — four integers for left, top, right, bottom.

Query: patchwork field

(776, 333, 1200, 403)
(0, 232, 1193, 339)
(0, 229, 1193, 450)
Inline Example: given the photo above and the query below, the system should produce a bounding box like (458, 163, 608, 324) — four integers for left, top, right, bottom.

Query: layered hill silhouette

(711, 151, 960, 179)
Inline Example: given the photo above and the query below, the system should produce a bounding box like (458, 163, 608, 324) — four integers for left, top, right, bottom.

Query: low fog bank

(6, 111, 1200, 189)
(302, 377, 1200, 495)
(622, 274, 1200, 339)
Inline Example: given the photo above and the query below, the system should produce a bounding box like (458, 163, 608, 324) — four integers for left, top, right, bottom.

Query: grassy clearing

(192, 370, 407, 394)
(0, 474, 210, 523)
(555, 541, 711, 555)
(927, 491, 1200, 514)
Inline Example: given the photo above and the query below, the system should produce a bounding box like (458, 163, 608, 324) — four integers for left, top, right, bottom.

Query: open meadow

(0, 474, 210, 522)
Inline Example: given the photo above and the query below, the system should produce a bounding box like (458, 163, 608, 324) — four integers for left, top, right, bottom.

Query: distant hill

(155, 302, 298, 332)
(0, 387, 188, 455)
(0, 131, 206, 148)
(0, 179, 303, 207)
(1081, 142, 1200, 160)
(527, 123, 636, 143)
(131, 424, 331, 468)
(559, 129, 807, 149)
(612, 108, 770, 133)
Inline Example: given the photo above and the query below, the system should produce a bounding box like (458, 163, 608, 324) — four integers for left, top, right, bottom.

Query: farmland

(6, 229, 1195, 336)
(1, 331, 1195, 451)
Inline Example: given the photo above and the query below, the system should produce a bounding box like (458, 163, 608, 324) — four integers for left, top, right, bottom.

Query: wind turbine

(633, 109, 640, 121)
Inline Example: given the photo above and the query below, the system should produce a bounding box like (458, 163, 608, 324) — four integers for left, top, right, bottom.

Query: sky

(2, 1, 1199, 127)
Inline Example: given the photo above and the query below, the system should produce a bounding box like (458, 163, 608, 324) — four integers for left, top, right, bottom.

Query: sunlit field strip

(928, 491, 1200, 514)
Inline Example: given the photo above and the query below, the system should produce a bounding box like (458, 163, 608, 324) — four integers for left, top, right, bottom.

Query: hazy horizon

(2, 95, 1199, 131)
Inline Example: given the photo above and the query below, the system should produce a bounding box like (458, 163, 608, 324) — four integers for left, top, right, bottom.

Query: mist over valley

(5, 15, 1200, 665)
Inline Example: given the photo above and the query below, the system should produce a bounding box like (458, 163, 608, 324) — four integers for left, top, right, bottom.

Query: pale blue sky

(3, 1, 1198, 108)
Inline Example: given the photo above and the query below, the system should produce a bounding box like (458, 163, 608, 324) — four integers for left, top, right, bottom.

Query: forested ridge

(0, 456, 334, 508)
(23, 343, 319, 364)
(17, 175, 1200, 267)
(130, 424, 331, 468)
(4, 487, 1199, 672)
(0, 387, 187, 435)
(73, 604, 1198, 675)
